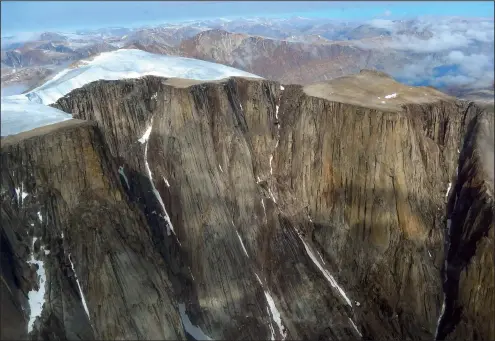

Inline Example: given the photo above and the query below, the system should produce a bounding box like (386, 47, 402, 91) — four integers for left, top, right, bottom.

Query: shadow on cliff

(268, 180, 448, 341)
(436, 112, 495, 341)
(116, 158, 197, 298)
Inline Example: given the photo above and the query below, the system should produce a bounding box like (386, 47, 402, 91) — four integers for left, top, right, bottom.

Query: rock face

(2, 71, 491, 340)
(0, 120, 184, 340)
(437, 111, 494, 341)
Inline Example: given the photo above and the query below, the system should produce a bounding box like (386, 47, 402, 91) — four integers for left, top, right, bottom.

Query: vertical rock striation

(1, 120, 185, 340)
(437, 111, 494, 341)
(15, 71, 485, 340)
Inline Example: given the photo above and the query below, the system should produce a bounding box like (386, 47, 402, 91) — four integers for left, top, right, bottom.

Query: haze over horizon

(1, 1, 493, 36)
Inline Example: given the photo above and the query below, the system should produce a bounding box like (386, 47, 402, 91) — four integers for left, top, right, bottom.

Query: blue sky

(1, 1, 493, 35)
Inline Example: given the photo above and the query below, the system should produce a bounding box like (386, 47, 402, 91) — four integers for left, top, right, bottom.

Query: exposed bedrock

(1, 71, 483, 340)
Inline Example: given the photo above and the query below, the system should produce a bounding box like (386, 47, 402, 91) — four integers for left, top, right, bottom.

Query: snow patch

(151, 92, 157, 100)
(435, 301, 446, 339)
(348, 318, 362, 337)
(384, 93, 397, 99)
(445, 182, 452, 198)
(275, 105, 279, 119)
(235, 230, 249, 258)
(255, 273, 287, 340)
(178, 303, 213, 340)
(118, 166, 130, 190)
(68, 254, 90, 319)
(261, 198, 267, 223)
(15, 185, 28, 203)
(219, 164, 223, 173)
(163, 176, 170, 188)
(297, 233, 352, 306)
(142, 119, 177, 238)
(316, 250, 325, 264)
(280, 85, 285, 91)
(264, 287, 286, 340)
(381, 101, 386, 104)
(138, 124, 152, 144)
(26, 239, 47, 333)
(37, 211, 42, 223)
(268, 188, 277, 203)
(269, 155, 273, 175)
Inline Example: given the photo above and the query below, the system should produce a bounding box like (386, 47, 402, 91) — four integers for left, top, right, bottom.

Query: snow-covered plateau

(1, 49, 261, 136)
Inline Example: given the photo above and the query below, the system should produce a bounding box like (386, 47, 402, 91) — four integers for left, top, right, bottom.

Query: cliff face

(437, 111, 494, 341)
(47, 72, 486, 340)
(272, 91, 476, 340)
(0, 120, 185, 340)
(3, 72, 490, 340)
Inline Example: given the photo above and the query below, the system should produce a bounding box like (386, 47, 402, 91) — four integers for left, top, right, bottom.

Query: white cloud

(384, 31, 471, 53)
(1, 32, 42, 48)
(384, 10, 392, 17)
(431, 73, 494, 90)
(393, 55, 436, 83)
(367, 17, 494, 53)
(445, 51, 493, 87)
(447, 50, 465, 64)
(365, 16, 494, 89)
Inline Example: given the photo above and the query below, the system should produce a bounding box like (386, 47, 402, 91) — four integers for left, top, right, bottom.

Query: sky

(1, 1, 494, 35)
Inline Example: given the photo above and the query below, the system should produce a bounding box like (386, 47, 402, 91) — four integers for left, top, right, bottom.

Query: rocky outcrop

(46, 71, 488, 340)
(436, 111, 494, 341)
(0, 120, 185, 340)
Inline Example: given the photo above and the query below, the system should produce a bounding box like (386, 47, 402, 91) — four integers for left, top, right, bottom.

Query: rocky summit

(1, 71, 493, 341)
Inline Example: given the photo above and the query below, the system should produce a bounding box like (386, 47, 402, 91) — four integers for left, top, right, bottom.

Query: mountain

(125, 26, 206, 47)
(1, 52, 492, 340)
(178, 29, 439, 85)
(180, 29, 248, 62)
(1, 66, 56, 95)
(122, 41, 180, 56)
(71, 42, 117, 59)
(1, 16, 492, 102)
(1, 48, 74, 68)
(179, 30, 370, 83)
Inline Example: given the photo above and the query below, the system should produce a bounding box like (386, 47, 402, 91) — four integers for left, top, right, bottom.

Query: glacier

(1, 96, 72, 137)
(25, 49, 262, 105)
(1, 49, 262, 137)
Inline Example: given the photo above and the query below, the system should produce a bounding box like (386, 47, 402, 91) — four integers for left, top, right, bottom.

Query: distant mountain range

(2, 16, 493, 106)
